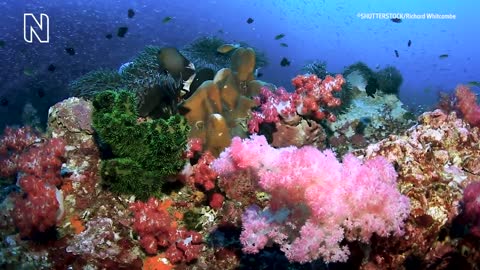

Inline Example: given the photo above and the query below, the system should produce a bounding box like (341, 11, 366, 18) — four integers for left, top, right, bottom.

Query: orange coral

(180, 47, 268, 156)
(143, 254, 174, 270)
(69, 215, 85, 234)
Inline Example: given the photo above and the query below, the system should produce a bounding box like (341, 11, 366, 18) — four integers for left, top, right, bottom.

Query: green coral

(92, 90, 189, 199)
(69, 69, 123, 98)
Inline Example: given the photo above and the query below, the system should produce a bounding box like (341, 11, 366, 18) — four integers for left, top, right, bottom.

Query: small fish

(254, 68, 262, 78)
(47, 64, 56, 72)
(467, 81, 480, 87)
(246, 17, 254, 24)
(407, 40, 412, 47)
(216, 43, 240, 54)
(105, 33, 113, 39)
(217, 29, 224, 34)
(65, 47, 76, 55)
(0, 40, 5, 48)
(23, 68, 34, 76)
(280, 43, 288, 47)
(162, 16, 173, 23)
(365, 77, 378, 98)
(439, 54, 449, 59)
(128, 8, 135, 18)
(0, 97, 8, 107)
(391, 18, 402, 23)
(36, 88, 45, 98)
(394, 50, 399, 58)
(117, 27, 128, 37)
(280, 57, 290, 67)
(375, 64, 380, 69)
(118, 62, 133, 74)
(275, 34, 285, 40)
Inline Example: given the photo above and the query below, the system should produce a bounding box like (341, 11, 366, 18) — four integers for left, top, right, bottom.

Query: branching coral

(92, 90, 189, 199)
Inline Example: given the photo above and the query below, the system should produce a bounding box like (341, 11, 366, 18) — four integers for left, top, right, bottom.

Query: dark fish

(162, 16, 173, 23)
(280, 57, 290, 67)
(394, 50, 399, 58)
(257, 72, 263, 78)
(275, 34, 285, 40)
(36, 88, 45, 98)
(280, 43, 288, 47)
(467, 81, 480, 87)
(105, 33, 113, 39)
(128, 8, 135, 18)
(246, 17, 254, 24)
(365, 77, 379, 98)
(439, 54, 449, 59)
(408, 40, 411, 47)
(0, 40, 5, 48)
(0, 97, 8, 107)
(117, 27, 128, 37)
(391, 18, 402, 23)
(185, 68, 215, 99)
(47, 64, 56, 72)
(65, 47, 75, 55)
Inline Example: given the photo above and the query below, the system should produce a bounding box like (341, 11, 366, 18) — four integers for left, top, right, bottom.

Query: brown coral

(179, 47, 265, 156)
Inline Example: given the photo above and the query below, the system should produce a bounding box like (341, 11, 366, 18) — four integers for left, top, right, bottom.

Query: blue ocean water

(0, 0, 478, 128)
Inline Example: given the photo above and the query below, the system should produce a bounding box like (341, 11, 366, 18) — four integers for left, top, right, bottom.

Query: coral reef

(358, 109, 480, 269)
(92, 90, 189, 199)
(327, 79, 414, 155)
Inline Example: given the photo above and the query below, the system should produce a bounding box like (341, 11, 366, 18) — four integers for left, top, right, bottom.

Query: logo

(23, 13, 50, 43)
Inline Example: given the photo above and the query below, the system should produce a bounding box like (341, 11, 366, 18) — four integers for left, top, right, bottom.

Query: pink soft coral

(213, 135, 410, 263)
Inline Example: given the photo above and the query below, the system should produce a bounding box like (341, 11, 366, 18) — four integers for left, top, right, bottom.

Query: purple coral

(213, 135, 410, 263)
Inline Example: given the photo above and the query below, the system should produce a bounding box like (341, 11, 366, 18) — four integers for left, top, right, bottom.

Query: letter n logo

(23, 13, 50, 43)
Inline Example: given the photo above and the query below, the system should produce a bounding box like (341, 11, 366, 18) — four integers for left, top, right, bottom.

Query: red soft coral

(130, 198, 203, 264)
(455, 84, 480, 127)
(461, 181, 480, 237)
(9, 135, 66, 238)
(247, 74, 345, 134)
(0, 126, 39, 178)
